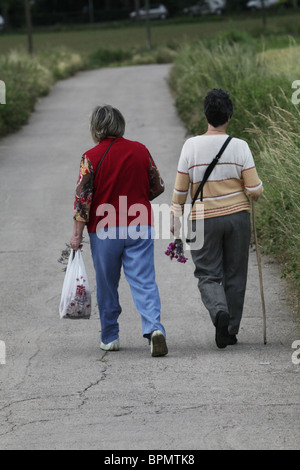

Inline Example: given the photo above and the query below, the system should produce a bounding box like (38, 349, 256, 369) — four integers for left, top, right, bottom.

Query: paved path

(0, 65, 299, 450)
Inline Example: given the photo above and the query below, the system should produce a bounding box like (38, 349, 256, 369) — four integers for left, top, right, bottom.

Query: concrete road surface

(0, 65, 299, 450)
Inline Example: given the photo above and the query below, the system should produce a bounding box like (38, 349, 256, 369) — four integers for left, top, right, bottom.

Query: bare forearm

(70, 220, 85, 251)
(74, 220, 85, 237)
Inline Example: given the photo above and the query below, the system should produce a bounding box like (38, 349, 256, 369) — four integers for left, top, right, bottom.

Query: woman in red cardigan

(70, 105, 168, 357)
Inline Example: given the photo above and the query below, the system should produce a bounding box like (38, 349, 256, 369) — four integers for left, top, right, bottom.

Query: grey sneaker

(151, 330, 168, 357)
(100, 339, 120, 351)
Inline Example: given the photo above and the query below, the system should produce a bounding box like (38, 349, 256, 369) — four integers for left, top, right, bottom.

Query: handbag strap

(94, 139, 116, 179)
(191, 136, 233, 207)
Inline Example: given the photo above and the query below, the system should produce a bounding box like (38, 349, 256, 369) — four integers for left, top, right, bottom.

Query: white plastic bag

(59, 249, 91, 320)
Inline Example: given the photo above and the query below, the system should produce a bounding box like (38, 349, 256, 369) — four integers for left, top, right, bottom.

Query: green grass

(169, 39, 292, 138)
(0, 48, 85, 136)
(249, 101, 300, 285)
(1, 12, 300, 57)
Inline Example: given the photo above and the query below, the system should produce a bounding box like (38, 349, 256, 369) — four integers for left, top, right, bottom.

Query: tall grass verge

(170, 40, 300, 313)
(169, 40, 292, 139)
(0, 48, 85, 137)
(248, 99, 300, 293)
(88, 45, 178, 68)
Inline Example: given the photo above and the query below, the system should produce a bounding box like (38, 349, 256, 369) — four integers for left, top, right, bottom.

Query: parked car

(246, 0, 280, 10)
(184, 0, 226, 16)
(130, 4, 169, 20)
(0, 15, 5, 31)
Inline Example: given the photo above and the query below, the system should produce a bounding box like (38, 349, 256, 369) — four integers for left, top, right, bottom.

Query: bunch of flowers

(165, 239, 188, 264)
(58, 244, 72, 272)
(58, 240, 88, 271)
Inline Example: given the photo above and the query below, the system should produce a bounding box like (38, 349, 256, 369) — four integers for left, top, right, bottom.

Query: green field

(0, 13, 300, 56)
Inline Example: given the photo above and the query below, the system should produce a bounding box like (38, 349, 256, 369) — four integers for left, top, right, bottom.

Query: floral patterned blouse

(74, 155, 94, 223)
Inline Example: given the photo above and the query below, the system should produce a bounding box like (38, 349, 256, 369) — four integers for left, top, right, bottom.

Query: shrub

(89, 48, 132, 68)
(39, 48, 85, 80)
(169, 40, 291, 140)
(248, 98, 300, 289)
(88, 46, 177, 68)
(0, 48, 85, 137)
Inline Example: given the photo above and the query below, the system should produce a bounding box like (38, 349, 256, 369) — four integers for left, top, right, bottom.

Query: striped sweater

(171, 135, 263, 219)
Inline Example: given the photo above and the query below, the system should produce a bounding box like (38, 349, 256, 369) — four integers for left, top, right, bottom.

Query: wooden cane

(251, 199, 267, 345)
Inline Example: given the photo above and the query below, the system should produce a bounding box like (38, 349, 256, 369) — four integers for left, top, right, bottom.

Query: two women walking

(70, 89, 263, 355)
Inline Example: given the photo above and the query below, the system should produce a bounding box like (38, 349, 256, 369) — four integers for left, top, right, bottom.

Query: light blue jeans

(89, 226, 166, 344)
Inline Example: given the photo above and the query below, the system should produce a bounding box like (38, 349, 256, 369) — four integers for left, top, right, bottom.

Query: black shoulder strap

(191, 136, 233, 207)
(94, 139, 116, 179)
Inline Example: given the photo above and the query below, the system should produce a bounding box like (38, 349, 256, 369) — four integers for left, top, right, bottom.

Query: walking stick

(251, 199, 267, 345)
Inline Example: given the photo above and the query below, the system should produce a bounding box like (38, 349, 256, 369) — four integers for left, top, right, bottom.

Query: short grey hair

(90, 105, 126, 142)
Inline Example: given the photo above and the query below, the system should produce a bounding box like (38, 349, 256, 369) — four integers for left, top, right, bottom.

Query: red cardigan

(74, 137, 157, 233)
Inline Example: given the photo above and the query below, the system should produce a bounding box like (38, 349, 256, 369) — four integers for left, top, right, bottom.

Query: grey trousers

(191, 211, 251, 335)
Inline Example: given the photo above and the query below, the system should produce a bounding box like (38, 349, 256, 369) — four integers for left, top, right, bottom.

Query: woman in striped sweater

(171, 89, 263, 349)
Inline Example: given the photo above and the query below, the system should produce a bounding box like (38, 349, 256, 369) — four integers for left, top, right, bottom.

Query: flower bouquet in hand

(165, 239, 188, 264)
(58, 244, 72, 272)
(58, 239, 88, 271)
(166, 213, 188, 264)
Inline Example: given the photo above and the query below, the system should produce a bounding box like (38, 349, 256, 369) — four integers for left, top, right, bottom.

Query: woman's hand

(70, 221, 85, 251)
(170, 214, 182, 238)
(70, 234, 83, 251)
